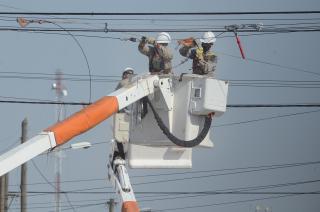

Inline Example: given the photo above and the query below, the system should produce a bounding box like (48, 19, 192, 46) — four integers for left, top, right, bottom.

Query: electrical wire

(7, 191, 320, 210)
(22, 160, 317, 193)
(8, 160, 320, 187)
(153, 191, 320, 211)
(1, 73, 320, 89)
(2, 15, 320, 33)
(227, 103, 320, 108)
(11, 175, 319, 209)
(213, 109, 320, 127)
(2, 73, 320, 88)
(7, 181, 320, 210)
(0, 99, 319, 107)
(40, 20, 93, 103)
(0, 11, 320, 15)
(139, 191, 320, 203)
(9, 160, 320, 192)
(132, 163, 320, 186)
(31, 160, 77, 212)
(15, 25, 320, 38)
(3, 74, 320, 88)
(0, 74, 118, 83)
(1, 25, 320, 33)
(9, 197, 107, 208)
(218, 52, 320, 78)
(8, 178, 320, 195)
(2, 16, 320, 22)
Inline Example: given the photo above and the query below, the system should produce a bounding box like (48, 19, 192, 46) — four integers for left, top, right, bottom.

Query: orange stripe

(122, 201, 139, 212)
(45, 96, 118, 145)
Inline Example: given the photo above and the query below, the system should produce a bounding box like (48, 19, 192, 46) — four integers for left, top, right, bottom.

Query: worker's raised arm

(138, 36, 155, 56)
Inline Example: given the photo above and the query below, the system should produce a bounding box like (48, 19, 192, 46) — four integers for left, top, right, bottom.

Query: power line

(11, 176, 320, 208)
(0, 11, 320, 15)
(7, 185, 320, 210)
(8, 160, 320, 187)
(0, 99, 319, 107)
(1, 26, 320, 33)
(2, 74, 320, 87)
(16, 26, 320, 40)
(3, 75, 320, 88)
(0, 71, 119, 78)
(16, 17, 320, 22)
(3, 15, 320, 22)
(10, 190, 316, 211)
(218, 52, 320, 78)
(31, 160, 77, 212)
(132, 162, 320, 186)
(138, 192, 320, 204)
(9, 190, 320, 195)
(8, 178, 320, 195)
(47, 21, 93, 103)
(9, 197, 107, 207)
(213, 109, 320, 127)
(152, 191, 320, 211)
(0, 75, 118, 83)
(227, 104, 320, 108)
(3, 17, 320, 29)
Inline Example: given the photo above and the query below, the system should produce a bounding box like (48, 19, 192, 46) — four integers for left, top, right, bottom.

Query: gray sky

(0, 0, 319, 211)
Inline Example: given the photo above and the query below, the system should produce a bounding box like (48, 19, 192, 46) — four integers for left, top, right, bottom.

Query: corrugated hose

(145, 97, 212, 148)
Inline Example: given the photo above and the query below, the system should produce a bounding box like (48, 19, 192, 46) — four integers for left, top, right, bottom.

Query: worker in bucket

(138, 32, 173, 74)
(115, 67, 134, 90)
(179, 31, 217, 76)
(111, 67, 134, 166)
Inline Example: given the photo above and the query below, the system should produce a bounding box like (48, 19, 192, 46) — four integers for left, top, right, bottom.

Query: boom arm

(0, 74, 159, 176)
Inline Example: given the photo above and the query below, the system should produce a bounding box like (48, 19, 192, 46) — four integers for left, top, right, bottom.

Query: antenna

(51, 70, 67, 212)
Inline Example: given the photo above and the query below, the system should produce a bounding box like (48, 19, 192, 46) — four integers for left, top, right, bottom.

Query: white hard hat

(124, 67, 134, 72)
(156, 32, 171, 44)
(123, 67, 134, 77)
(200, 31, 216, 44)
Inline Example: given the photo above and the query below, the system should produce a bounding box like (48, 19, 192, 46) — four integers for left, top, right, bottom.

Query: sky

(0, 0, 319, 211)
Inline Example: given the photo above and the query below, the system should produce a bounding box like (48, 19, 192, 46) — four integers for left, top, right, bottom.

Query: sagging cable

(145, 97, 213, 148)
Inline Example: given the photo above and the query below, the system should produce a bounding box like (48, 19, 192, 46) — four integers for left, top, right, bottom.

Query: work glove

(128, 37, 137, 42)
(178, 37, 196, 47)
(195, 47, 204, 60)
(141, 36, 147, 43)
(146, 37, 156, 45)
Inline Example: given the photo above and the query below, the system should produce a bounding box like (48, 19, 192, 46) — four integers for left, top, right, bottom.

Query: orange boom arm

(45, 96, 118, 145)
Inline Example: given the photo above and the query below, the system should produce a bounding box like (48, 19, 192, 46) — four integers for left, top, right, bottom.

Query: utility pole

(0, 173, 8, 212)
(0, 175, 4, 212)
(20, 118, 28, 212)
(3, 175, 8, 212)
(106, 198, 116, 212)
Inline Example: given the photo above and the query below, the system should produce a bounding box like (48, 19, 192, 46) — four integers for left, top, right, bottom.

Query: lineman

(115, 67, 134, 90)
(179, 31, 217, 76)
(138, 32, 173, 74)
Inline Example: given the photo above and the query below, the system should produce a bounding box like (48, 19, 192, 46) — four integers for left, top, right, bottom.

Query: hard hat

(124, 67, 134, 73)
(156, 32, 171, 44)
(122, 67, 134, 77)
(200, 31, 216, 44)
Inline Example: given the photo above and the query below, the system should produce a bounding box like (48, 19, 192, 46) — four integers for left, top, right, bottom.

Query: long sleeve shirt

(138, 38, 173, 74)
(179, 46, 217, 75)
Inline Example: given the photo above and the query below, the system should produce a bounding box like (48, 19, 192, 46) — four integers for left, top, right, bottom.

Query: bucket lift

(113, 74, 228, 168)
(0, 73, 228, 212)
(109, 73, 228, 211)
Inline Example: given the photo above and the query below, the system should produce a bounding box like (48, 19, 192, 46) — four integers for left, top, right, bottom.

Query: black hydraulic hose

(145, 97, 212, 148)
